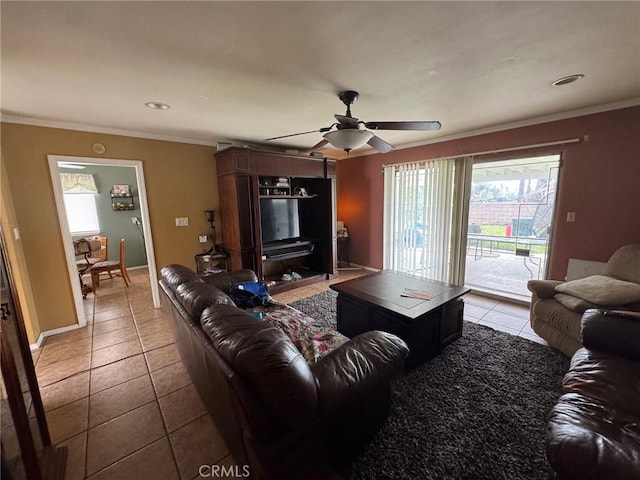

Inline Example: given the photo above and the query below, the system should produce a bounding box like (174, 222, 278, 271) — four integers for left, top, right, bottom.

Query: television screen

(260, 198, 301, 243)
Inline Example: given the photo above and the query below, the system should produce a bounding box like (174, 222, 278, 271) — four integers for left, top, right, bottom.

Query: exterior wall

(336, 106, 640, 280)
(1, 123, 217, 334)
(468, 204, 538, 227)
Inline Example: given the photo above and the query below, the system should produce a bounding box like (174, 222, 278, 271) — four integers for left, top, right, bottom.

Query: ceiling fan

(265, 90, 441, 153)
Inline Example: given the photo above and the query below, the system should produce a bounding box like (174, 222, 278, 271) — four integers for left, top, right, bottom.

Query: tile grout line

(128, 276, 184, 480)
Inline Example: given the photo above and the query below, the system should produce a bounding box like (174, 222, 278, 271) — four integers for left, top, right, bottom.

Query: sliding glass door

(463, 155, 560, 300)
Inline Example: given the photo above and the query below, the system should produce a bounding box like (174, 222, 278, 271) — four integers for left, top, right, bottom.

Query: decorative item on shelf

(275, 177, 290, 187)
(112, 184, 130, 196)
(110, 185, 134, 210)
(337, 220, 349, 237)
(204, 209, 216, 248)
(293, 187, 308, 196)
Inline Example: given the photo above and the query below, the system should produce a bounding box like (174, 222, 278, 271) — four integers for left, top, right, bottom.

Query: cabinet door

(218, 174, 257, 272)
(441, 300, 464, 348)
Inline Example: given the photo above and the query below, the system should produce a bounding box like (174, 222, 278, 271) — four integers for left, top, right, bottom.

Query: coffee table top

(330, 270, 471, 319)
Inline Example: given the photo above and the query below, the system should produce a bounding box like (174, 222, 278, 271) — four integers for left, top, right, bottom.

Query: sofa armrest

(527, 279, 563, 299)
(581, 309, 640, 361)
(311, 331, 409, 417)
(200, 269, 259, 292)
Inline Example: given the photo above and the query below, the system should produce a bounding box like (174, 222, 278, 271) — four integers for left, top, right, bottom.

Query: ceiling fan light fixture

(323, 129, 373, 152)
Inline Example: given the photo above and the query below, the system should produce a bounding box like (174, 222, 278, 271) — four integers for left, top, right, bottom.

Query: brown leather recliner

(546, 309, 640, 479)
(159, 264, 409, 480)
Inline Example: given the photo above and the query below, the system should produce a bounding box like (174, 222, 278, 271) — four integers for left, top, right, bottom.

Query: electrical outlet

(198, 235, 208, 243)
(566, 212, 576, 222)
(131, 216, 139, 224)
(175, 217, 189, 227)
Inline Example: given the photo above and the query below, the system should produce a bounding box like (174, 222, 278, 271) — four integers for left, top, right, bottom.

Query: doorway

(463, 154, 561, 300)
(48, 155, 160, 328)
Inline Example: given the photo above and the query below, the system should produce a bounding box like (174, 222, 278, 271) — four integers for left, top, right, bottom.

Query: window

(63, 193, 100, 234)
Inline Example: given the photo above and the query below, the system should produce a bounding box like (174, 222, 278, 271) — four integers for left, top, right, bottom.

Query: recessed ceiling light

(552, 74, 585, 86)
(145, 101, 170, 110)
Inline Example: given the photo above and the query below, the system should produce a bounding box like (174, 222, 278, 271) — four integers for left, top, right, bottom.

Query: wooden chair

(90, 238, 132, 292)
(75, 235, 107, 268)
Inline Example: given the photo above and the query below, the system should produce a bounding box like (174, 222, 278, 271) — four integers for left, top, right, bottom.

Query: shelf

(258, 194, 318, 199)
(110, 188, 134, 211)
(264, 270, 327, 294)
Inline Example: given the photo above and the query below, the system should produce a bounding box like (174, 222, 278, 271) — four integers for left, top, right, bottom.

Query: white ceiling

(2, 1, 639, 158)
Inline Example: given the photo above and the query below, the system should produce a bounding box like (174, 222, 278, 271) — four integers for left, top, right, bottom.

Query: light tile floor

(31, 267, 545, 480)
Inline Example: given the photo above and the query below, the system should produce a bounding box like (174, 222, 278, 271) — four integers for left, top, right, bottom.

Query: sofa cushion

(602, 244, 640, 284)
(547, 347, 640, 480)
(555, 275, 640, 305)
(547, 391, 640, 480)
(176, 281, 234, 322)
(533, 298, 582, 341)
(200, 304, 319, 430)
(161, 264, 202, 293)
(553, 293, 602, 313)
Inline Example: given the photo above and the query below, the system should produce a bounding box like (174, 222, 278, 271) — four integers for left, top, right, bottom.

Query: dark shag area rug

(289, 290, 569, 480)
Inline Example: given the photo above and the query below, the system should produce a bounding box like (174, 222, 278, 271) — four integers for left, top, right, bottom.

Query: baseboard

(127, 264, 148, 271)
(344, 263, 380, 272)
(30, 323, 81, 350)
(30, 332, 45, 350)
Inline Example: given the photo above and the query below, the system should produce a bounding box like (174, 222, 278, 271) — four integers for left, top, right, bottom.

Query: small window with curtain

(60, 173, 100, 235)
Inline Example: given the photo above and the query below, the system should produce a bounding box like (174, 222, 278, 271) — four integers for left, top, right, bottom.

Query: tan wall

(1, 155, 41, 343)
(1, 123, 217, 334)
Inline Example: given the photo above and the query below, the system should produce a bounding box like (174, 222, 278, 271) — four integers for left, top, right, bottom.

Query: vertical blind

(383, 158, 456, 282)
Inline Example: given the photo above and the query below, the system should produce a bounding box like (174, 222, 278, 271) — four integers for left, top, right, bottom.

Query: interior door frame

(48, 155, 160, 328)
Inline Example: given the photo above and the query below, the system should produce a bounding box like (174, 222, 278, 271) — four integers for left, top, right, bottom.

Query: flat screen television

(260, 198, 301, 243)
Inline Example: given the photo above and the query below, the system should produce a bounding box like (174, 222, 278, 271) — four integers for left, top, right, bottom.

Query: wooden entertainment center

(215, 147, 336, 293)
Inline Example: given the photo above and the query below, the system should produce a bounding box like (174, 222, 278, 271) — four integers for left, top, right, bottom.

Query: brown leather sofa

(159, 264, 409, 480)
(546, 309, 640, 479)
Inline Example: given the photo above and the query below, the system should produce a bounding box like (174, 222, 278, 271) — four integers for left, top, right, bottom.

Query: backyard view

(464, 155, 560, 300)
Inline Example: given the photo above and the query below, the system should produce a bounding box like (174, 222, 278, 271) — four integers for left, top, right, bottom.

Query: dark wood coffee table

(330, 270, 471, 370)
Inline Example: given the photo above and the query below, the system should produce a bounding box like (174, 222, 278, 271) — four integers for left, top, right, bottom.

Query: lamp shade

(323, 129, 373, 152)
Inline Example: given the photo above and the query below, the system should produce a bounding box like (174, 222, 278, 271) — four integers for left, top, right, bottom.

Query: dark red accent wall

(336, 106, 640, 280)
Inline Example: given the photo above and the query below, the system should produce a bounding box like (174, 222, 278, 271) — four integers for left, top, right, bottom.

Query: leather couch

(546, 309, 640, 479)
(159, 264, 409, 480)
(527, 244, 640, 356)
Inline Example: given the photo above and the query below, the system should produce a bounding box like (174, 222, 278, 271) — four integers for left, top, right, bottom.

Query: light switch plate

(198, 235, 208, 243)
(175, 217, 189, 227)
(566, 212, 576, 222)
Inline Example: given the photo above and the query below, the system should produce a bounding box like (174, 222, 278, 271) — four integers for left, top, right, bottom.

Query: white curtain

(383, 158, 456, 282)
(60, 173, 97, 193)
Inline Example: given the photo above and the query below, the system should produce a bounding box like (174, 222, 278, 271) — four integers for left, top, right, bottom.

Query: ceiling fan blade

(335, 114, 359, 127)
(265, 125, 334, 142)
(364, 121, 442, 131)
(265, 129, 324, 141)
(367, 134, 395, 153)
(308, 139, 329, 151)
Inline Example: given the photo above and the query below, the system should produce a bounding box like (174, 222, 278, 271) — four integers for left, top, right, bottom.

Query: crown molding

(3, 97, 638, 153)
(0, 114, 219, 147)
(351, 97, 640, 158)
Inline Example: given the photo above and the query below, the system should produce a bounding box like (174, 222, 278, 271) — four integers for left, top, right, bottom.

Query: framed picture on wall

(112, 184, 130, 196)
